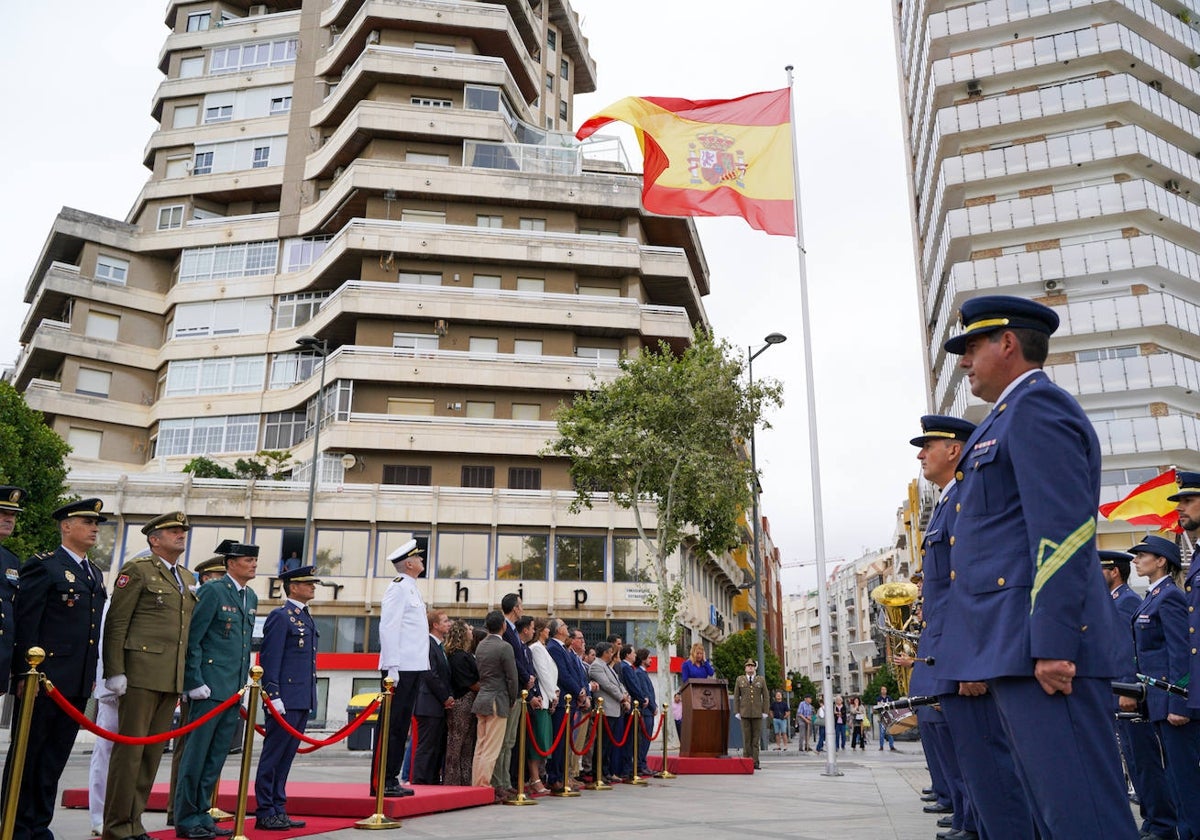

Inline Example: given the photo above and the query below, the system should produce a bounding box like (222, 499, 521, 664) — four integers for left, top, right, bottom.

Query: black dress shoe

(255, 815, 290, 832)
(175, 828, 215, 840)
(211, 828, 233, 837)
(922, 787, 934, 795)
(937, 815, 954, 828)
(283, 816, 306, 829)
(920, 793, 939, 802)
(923, 803, 953, 814)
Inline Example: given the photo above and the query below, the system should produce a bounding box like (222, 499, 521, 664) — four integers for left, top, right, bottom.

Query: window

(252, 146, 271, 168)
(179, 57, 204, 78)
(461, 466, 495, 488)
(559, 101, 568, 121)
(435, 533, 489, 579)
(186, 12, 211, 32)
(179, 241, 278, 283)
(269, 352, 319, 389)
(545, 116, 554, 130)
(560, 58, 569, 80)
(513, 340, 542, 357)
(274, 291, 330, 329)
(496, 534, 547, 580)
(282, 237, 332, 272)
(469, 337, 499, 354)
(165, 356, 266, 396)
(414, 42, 456, 54)
(193, 151, 214, 174)
(511, 403, 540, 421)
(472, 274, 501, 289)
(508, 467, 541, 490)
(392, 333, 440, 351)
(387, 398, 435, 416)
(613, 536, 653, 583)
(313, 616, 368, 654)
(76, 368, 112, 398)
(382, 465, 432, 486)
(204, 105, 233, 124)
(209, 39, 297, 75)
(519, 218, 546, 231)
(554, 535, 604, 582)
(172, 298, 272, 338)
(405, 152, 450, 165)
(67, 428, 103, 460)
(400, 209, 446, 225)
(313, 529, 369, 577)
(464, 86, 501, 112)
(547, 31, 557, 52)
(156, 415, 259, 456)
(578, 284, 620, 296)
(85, 311, 120, 341)
(465, 401, 495, 418)
(269, 96, 292, 114)
(398, 271, 441, 286)
(411, 97, 452, 108)
(173, 105, 199, 129)
(166, 156, 190, 179)
(1077, 345, 1140, 362)
(263, 410, 307, 448)
(94, 255, 129, 285)
(576, 346, 620, 362)
(546, 72, 555, 92)
(515, 277, 544, 293)
(374, 532, 430, 576)
(476, 215, 503, 228)
(157, 205, 185, 230)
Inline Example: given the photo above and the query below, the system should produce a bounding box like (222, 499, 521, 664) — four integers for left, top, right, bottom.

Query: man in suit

(493, 594, 540, 792)
(372, 539, 427, 798)
(633, 649, 657, 776)
(102, 512, 199, 840)
(567, 627, 596, 784)
(544, 619, 588, 792)
(588, 642, 630, 783)
(173, 540, 258, 840)
(940, 295, 1135, 840)
(733, 658, 769, 769)
(254, 564, 320, 831)
(0, 486, 27, 693)
(412, 609, 454, 785)
(472, 610, 518, 800)
(1105, 550, 1175, 840)
(3, 498, 107, 840)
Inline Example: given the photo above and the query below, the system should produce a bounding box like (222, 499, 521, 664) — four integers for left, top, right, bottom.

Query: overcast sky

(0, 1, 927, 593)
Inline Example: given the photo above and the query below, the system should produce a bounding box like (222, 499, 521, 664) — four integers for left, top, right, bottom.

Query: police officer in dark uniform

(1175, 472, 1200, 724)
(253, 565, 320, 831)
(0, 486, 28, 690)
(940, 296, 1135, 840)
(3, 498, 108, 840)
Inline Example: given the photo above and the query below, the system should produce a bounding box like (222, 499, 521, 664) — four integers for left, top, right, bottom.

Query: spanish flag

(575, 89, 796, 236)
(1099, 469, 1181, 531)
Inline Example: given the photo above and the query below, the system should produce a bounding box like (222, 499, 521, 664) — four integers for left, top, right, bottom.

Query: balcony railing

(463, 140, 581, 176)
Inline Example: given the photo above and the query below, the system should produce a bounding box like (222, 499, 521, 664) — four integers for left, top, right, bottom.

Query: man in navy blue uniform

(1104, 549, 1175, 840)
(254, 565, 320, 830)
(1175, 473, 1200, 728)
(940, 295, 1135, 839)
(3, 498, 108, 840)
(0, 486, 27, 692)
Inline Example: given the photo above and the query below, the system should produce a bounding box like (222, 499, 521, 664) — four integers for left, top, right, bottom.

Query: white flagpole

(785, 64, 840, 777)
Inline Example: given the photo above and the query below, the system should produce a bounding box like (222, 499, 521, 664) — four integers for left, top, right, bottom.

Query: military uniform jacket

(943, 373, 1118, 681)
(1185, 552, 1200, 712)
(102, 555, 197, 694)
(733, 674, 769, 718)
(913, 482, 959, 697)
(1132, 577, 1190, 722)
(0, 544, 20, 683)
(259, 601, 318, 711)
(184, 574, 257, 699)
(1112, 584, 1141, 684)
(13, 546, 105, 696)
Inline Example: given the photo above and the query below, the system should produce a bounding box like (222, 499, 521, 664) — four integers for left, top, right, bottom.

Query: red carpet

(646, 754, 755, 774)
(147, 815, 355, 839)
(63, 780, 494, 819)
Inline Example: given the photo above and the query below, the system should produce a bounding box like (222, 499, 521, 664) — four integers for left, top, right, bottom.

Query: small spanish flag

(576, 89, 796, 236)
(1099, 469, 1181, 531)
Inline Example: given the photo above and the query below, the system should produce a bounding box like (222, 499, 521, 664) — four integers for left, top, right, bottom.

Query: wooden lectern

(680, 678, 729, 757)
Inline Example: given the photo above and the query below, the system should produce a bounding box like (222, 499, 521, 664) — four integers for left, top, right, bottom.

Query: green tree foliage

(712, 629, 783, 690)
(790, 672, 819, 705)
(183, 456, 236, 479)
(547, 328, 782, 660)
(185, 451, 293, 481)
(0, 382, 72, 558)
(864, 663, 901, 704)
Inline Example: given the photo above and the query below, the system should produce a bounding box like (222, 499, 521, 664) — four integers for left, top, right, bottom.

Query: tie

(80, 560, 93, 585)
(240, 588, 247, 610)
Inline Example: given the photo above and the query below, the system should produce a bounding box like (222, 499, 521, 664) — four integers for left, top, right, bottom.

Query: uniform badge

(65, 570, 76, 583)
(5, 569, 18, 584)
(116, 574, 130, 588)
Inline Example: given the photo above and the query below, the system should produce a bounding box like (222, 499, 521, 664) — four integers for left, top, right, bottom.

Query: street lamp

(749, 331, 786, 750)
(296, 335, 330, 567)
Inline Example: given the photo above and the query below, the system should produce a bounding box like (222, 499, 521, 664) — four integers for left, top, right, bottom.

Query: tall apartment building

(10, 0, 753, 721)
(895, 0, 1200, 541)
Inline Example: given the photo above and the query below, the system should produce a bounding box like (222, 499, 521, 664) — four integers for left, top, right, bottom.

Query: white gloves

(735, 713, 741, 720)
(187, 684, 212, 701)
(270, 697, 286, 715)
(762, 713, 769, 719)
(105, 675, 128, 696)
(385, 669, 399, 684)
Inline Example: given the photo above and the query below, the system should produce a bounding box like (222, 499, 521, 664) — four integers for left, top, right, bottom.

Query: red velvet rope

(570, 713, 599, 756)
(45, 681, 241, 744)
(638, 708, 665, 741)
(601, 713, 635, 748)
(256, 695, 382, 750)
(522, 704, 570, 758)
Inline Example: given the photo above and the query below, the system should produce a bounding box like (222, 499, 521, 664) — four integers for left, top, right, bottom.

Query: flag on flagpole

(575, 88, 795, 236)
(1099, 468, 1181, 531)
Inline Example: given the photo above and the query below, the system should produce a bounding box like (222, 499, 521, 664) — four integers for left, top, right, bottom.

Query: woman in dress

(442, 621, 481, 786)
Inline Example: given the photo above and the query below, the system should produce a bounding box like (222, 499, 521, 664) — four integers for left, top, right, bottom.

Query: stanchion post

(2, 647, 45, 840)
(629, 702, 647, 786)
(552, 694, 580, 797)
(583, 699, 612, 790)
(230, 666, 262, 840)
(208, 775, 234, 821)
(504, 690, 536, 805)
(658, 702, 676, 779)
(356, 678, 401, 830)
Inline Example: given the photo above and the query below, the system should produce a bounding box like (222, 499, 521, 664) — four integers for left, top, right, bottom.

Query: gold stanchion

(2, 647, 45, 840)
(658, 702, 676, 779)
(552, 695, 580, 797)
(356, 678, 401, 830)
(230, 666, 262, 840)
(583, 699, 612, 790)
(629, 702, 648, 786)
(504, 690, 537, 805)
(208, 776, 234, 821)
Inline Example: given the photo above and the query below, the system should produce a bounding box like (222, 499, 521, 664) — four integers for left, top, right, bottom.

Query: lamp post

(749, 332, 786, 751)
(296, 335, 329, 567)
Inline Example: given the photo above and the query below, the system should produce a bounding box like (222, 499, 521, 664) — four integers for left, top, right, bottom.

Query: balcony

(1093, 414, 1200, 458)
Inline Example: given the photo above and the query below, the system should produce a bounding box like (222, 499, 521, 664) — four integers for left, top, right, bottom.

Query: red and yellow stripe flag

(1098, 468, 1181, 532)
(575, 88, 796, 236)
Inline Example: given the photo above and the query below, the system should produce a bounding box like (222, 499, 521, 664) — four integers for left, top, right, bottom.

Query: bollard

(658, 702, 676, 779)
(230, 666, 263, 840)
(356, 678, 402, 830)
(2, 647, 45, 840)
(583, 699, 612, 790)
(552, 694, 580, 797)
(629, 702, 648, 786)
(504, 690, 536, 805)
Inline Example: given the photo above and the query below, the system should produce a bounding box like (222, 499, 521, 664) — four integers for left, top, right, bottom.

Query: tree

(547, 328, 782, 699)
(789, 672, 819, 709)
(864, 663, 900, 704)
(183, 456, 236, 479)
(712, 629, 783, 689)
(185, 450, 293, 481)
(0, 382, 73, 558)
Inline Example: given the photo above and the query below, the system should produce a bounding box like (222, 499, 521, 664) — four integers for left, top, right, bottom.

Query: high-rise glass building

(10, 0, 756, 717)
(895, 0, 1200, 541)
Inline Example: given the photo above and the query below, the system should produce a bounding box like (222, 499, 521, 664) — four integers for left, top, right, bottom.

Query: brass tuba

(870, 581, 920, 698)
